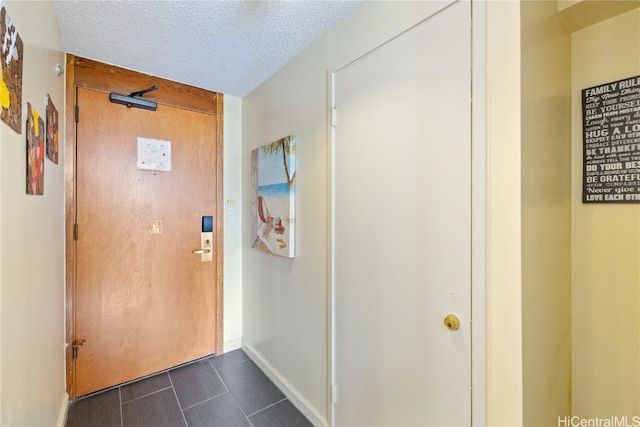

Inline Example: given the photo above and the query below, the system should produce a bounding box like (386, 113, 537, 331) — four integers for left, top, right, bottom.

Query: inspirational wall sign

(583, 75, 640, 203)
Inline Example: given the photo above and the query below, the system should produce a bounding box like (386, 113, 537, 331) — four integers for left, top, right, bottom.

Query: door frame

(327, 0, 486, 424)
(64, 55, 225, 399)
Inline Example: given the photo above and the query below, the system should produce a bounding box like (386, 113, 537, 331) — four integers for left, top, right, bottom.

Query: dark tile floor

(65, 349, 313, 427)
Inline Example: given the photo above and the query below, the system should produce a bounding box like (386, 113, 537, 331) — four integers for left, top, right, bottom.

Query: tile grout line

(166, 371, 189, 427)
(209, 357, 256, 427)
(212, 355, 251, 372)
(180, 391, 227, 412)
(247, 397, 288, 418)
(118, 387, 124, 427)
(120, 386, 174, 405)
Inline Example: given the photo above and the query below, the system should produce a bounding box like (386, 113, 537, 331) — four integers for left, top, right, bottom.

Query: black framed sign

(582, 75, 640, 203)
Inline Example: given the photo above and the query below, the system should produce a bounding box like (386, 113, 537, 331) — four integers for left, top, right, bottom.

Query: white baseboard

(242, 342, 327, 427)
(223, 338, 242, 353)
(56, 392, 69, 427)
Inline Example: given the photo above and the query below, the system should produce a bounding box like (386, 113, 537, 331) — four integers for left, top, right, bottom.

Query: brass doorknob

(192, 248, 211, 254)
(444, 314, 460, 331)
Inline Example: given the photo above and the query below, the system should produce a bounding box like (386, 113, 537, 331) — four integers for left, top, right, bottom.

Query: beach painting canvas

(251, 135, 295, 258)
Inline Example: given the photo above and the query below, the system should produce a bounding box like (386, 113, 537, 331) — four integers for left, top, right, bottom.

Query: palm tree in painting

(260, 135, 296, 191)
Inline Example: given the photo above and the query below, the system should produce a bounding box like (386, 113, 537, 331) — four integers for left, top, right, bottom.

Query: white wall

(0, 1, 67, 425)
(223, 95, 243, 352)
(242, 1, 528, 425)
(242, 2, 454, 425)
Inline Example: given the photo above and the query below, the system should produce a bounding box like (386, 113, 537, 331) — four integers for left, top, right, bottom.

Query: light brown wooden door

(74, 86, 218, 396)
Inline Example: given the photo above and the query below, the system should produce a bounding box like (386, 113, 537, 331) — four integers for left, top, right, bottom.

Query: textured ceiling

(52, 0, 363, 97)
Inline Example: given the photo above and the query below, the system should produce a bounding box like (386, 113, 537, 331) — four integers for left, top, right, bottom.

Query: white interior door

(331, 1, 471, 425)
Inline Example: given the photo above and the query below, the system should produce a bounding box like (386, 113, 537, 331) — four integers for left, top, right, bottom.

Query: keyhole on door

(443, 314, 460, 331)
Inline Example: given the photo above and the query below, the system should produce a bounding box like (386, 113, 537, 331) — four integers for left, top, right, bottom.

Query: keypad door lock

(192, 216, 213, 262)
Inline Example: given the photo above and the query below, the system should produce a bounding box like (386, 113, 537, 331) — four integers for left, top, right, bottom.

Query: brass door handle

(192, 248, 211, 254)
(193, 238, 211, 255)
(443, 314, 460, 331)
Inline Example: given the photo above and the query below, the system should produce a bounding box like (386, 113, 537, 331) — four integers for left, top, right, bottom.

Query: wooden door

(332, 1, 471, 425)
(74, 85, 219, 396)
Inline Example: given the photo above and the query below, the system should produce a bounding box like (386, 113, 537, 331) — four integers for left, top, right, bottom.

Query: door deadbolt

(443, 314, 460, 331)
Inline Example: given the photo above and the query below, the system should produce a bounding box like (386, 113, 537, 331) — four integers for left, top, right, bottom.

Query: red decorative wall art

(26, 103, 45, 195)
